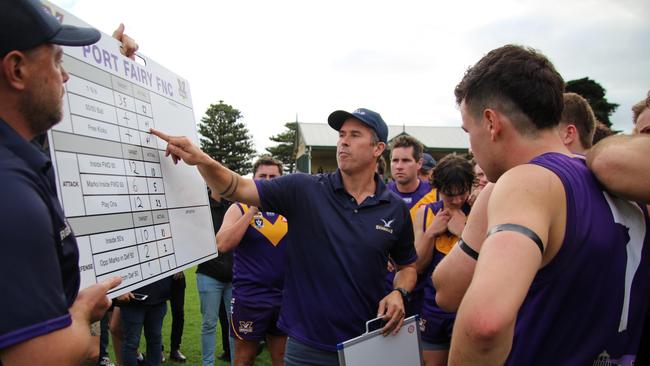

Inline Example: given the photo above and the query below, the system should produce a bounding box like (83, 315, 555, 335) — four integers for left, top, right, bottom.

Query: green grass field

(107, 269, 272, 365)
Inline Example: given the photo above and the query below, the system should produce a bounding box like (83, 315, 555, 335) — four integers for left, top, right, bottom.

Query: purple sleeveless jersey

(232, 204, 288, 306)
(386, 180, 438, 316)
(505, 153, 650, 365)
(421, 200, 471, 320)
(386, 180, 437, 213)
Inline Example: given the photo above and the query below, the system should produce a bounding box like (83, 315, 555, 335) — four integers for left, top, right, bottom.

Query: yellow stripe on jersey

(240, 204, 288, 246)
(409, 188, 438, 222)
(424, 202, 459, 255)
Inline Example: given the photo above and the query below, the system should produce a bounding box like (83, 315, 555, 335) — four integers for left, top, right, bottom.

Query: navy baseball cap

(328, 108, 389, 143)
(421, 153, 436, 171)
(0, 0, 101, 56)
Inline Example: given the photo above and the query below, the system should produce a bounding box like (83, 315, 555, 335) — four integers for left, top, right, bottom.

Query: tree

(198, 101, 256, 175)
(566, 77, 619, 127)
(266, 122, 297, 173)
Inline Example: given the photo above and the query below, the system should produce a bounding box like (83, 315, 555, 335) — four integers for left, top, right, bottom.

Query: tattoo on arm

(90, 321, 101, 336)
(218, 172, 235, 196)
(222, 173, 240, 199)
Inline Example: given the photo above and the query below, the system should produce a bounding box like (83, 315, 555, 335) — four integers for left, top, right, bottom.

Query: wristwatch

(393, 287, 411, 303)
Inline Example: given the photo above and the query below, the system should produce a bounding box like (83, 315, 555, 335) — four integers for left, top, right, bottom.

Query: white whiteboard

(337, 316, 423, 366)
(43, 1, 217, 297)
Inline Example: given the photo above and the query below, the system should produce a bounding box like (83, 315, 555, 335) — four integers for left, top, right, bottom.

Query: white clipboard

(337, 315, 423, 366)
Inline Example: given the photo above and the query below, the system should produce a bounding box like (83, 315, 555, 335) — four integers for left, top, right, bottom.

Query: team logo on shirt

(376, 218, 395, 234)
(242, 205, 288, 245)
(419, 318, 427, 332)
(402, 197, 412, 204)
(592, 351, 612, 366)
(254, 218, 264, 228)
(591, 350, 631, 366)
(253, 212, 265, 228)
(239, 321, 254, 334)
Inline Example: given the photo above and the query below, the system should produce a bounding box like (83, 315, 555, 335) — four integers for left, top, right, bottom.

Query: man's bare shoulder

(488, 163, 565, 223)
(493, 163, 563, 195)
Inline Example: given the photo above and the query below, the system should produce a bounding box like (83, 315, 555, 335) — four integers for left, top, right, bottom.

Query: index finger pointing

(101, 276, 123, 291)
(150, 128, 170, 142)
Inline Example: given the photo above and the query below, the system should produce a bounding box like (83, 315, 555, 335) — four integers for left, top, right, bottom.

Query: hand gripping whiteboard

(42, 1, 217, 297)
(337, 316, 423, 366)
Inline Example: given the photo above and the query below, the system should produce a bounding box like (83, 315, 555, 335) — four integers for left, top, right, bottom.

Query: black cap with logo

(0, 0, 100, 56)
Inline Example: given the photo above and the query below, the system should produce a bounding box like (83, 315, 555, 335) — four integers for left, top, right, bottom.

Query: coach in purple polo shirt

(153, 108, 417, 366)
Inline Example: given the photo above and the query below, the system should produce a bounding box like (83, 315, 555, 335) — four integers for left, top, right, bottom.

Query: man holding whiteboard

(153, 108, 417, 365)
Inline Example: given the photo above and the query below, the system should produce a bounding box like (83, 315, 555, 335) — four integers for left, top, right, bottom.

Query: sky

(51, 0, 650, 153)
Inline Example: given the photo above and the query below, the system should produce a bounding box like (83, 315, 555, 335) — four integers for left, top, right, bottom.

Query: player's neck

(396, 178, 419, 193)
(567, 141, 588, 155)
(504, 129, 572, 168)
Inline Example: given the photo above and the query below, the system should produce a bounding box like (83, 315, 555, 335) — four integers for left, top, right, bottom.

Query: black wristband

(393, 287, 410, 303)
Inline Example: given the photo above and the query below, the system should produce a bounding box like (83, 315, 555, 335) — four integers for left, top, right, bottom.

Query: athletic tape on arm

(487, 223, 544, 256)
(458, 238, 479, 260)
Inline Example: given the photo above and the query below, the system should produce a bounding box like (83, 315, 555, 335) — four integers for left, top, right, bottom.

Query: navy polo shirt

(255, 170, 416, 351)
(0, 119, 79, 350)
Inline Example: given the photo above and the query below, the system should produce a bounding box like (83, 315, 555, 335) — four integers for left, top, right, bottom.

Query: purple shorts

(407, 289, 425, 317)
(419, 312, 455, 347)
(230, 297, 285, 341)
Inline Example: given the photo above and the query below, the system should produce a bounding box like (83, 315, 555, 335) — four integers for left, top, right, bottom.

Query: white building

(295, 123, 470, 174)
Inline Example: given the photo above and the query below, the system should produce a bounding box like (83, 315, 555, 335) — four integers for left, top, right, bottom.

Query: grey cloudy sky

(52, 0, 650, 152)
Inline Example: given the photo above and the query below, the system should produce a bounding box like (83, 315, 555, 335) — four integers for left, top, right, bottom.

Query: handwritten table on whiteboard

(44, 1, 217, 297)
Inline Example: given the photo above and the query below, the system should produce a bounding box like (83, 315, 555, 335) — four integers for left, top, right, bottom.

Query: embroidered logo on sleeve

(59, 220, 72, 242)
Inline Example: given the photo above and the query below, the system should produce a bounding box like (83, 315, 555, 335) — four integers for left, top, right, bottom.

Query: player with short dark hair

(388, 135, 438, 219)
(252, 155, 284, 177)
(558, 92, 596, 153)
(385, 135, 438, 316)
(217, 156, 288, 366)
(441, 44, 649, 364)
